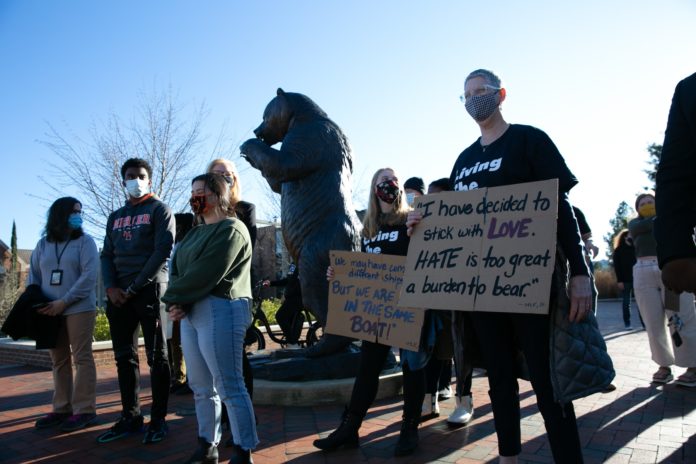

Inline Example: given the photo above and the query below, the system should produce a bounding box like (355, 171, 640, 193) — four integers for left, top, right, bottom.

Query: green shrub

(259, 298, 282, 325)
(93, 308, 111, 341)
(594, 268, 619, 299)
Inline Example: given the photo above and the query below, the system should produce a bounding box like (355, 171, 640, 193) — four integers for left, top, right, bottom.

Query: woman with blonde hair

(314, 167, 427, 457)
(207, 159, 256, 246)
(207, 158, 257, 449)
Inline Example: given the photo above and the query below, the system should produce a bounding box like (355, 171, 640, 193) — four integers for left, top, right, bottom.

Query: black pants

(348, 341, 425, 421)
(425, 357, 455, 394)
(471, 312, 582, 462)
(276, 295, 304, 345)
(452, 312, 475, 398)
(106, 283, 171, 421)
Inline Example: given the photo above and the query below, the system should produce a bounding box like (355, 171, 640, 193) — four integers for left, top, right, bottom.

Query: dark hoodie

(101, 195, 175, 291)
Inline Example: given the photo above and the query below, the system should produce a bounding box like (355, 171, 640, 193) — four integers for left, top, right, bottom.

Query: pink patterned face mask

(375, 180, 400, 204)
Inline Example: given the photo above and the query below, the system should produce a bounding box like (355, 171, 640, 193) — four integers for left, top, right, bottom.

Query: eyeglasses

(459, 85, 500, 103)
(72, 210, 83, 215)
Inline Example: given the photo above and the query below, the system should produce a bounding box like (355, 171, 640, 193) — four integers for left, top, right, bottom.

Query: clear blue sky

(1, 0, 694, 255)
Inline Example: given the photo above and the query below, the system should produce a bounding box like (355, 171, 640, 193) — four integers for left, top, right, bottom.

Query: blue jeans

(181, 296, 258, 449)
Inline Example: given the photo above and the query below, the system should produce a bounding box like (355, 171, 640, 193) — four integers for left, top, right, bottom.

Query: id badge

(50, 270, 63, 286)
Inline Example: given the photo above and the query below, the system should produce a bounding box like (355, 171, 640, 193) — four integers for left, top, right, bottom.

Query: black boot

(393, 417, 419, 457)
(185, 437, 218, 464)
(228, 443, 253, 464)
(313, 408, 363, 451)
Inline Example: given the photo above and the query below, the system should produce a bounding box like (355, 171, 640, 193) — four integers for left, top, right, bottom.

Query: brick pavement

(1, 300, 695, 463)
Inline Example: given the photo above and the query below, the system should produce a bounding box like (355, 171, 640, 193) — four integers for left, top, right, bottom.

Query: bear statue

(241, 88, 362, 357)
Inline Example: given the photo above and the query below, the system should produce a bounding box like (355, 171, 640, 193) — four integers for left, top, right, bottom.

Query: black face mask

(375, 180, 400, 204)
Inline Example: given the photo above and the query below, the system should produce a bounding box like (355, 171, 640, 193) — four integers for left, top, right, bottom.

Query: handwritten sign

(325, 251, 424, 350)
(399, 179, 558, 314)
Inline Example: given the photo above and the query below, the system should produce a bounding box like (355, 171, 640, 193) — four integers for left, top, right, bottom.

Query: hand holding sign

(400, 180, 558, 315)
(325, 251, 424, 350)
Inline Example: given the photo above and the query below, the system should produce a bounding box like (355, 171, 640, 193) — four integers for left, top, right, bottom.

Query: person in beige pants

(29, 197, 99, 432)
(629, 193, 696, 386)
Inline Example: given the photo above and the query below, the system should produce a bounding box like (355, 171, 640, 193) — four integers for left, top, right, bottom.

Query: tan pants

(633, 258, 696, 367)
(49, 311, 97, 414)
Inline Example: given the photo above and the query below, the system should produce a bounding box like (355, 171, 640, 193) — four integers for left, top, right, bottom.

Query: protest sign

(325, 251, 424, 350)
(399, 179, 558, 314)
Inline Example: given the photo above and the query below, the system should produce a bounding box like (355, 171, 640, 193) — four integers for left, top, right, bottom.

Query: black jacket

(1, 284, 60, 349)
(612, 243, 636, 284)
(655, 72, 696, 268)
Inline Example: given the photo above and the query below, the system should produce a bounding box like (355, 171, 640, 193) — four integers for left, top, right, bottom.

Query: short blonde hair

(207, 158, 242, 211)
(362, 167, 411, 239)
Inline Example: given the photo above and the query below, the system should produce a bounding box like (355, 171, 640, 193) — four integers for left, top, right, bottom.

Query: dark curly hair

(45, 197, 84, 243)
(120, 158, 153, 180)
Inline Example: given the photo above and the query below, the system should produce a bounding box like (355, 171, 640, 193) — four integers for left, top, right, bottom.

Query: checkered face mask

(464, 92, 499, 122)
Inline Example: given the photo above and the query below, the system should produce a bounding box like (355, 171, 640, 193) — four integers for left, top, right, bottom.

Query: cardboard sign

(399, 179, 558, 315)
(325, 251, 425, 350)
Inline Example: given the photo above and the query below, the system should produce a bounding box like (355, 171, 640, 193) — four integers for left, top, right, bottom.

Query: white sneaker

(284, 343, 302, 350)
(437, 385, 452, 401)
(447, 395, 473, 428)
(421, 392, 440, 418)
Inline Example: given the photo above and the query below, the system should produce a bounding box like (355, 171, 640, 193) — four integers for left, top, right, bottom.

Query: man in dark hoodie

(97, 158, 175, 445)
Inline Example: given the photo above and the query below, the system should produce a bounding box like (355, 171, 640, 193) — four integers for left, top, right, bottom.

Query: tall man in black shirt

(408, 69, 595, 464)
(97, 158, 175, 444)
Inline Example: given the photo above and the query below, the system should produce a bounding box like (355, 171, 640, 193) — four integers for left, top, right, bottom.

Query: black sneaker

(96, 415, 144, 443)
(143, 418, 168, 444)
(35, 412, 71, 429)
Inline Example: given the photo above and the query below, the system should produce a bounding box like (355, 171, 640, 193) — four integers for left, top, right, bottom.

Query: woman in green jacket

(163, 173, 256, 464)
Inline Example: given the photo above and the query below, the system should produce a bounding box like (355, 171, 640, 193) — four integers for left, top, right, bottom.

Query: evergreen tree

(604, 201, 634, 259)
(10, 221, 17, 280)
(644, 143, 662, 190)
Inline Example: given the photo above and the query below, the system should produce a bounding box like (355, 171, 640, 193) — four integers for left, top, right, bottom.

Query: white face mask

(125, 179, 150, 199)
(406, 192, 416, 206)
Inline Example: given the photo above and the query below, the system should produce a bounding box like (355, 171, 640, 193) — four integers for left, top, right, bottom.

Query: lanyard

(54, 239, 72, 269)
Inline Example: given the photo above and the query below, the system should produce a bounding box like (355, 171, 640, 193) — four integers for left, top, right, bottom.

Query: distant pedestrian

(30, 197, 99, 432)
(612, 229, 639, 329)
(629, 192, 696, 386)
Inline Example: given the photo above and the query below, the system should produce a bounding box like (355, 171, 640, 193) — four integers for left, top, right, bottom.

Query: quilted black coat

(549, 249, 615, 404)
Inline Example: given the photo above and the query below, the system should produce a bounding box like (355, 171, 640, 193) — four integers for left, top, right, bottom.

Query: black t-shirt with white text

(361, 223, 410, 256)
(450, 124, 577, 193)
(449, 124, 588, 277)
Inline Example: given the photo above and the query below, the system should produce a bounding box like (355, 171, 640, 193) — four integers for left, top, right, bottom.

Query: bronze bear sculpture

(241, 89, 362, 357)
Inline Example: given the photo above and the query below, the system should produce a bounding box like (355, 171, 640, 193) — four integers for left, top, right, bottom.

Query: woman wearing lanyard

(30, 197, 100, 432)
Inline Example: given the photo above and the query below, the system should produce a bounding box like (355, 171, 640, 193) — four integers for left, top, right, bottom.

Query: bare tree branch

(38, 86, 225, 241)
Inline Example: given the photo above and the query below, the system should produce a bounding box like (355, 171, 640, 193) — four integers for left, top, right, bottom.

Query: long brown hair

(191, 173, 234, 220)
(362, 167, 411, 239)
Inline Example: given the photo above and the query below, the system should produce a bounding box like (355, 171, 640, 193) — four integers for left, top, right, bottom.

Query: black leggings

(471, 312, 582, 462)
(348, 341, 425, 421)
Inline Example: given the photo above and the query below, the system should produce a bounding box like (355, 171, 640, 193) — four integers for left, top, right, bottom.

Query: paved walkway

(1, 300, 695, 463)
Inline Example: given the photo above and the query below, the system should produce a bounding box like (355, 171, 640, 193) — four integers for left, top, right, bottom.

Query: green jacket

(162, 218, 252, 305)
